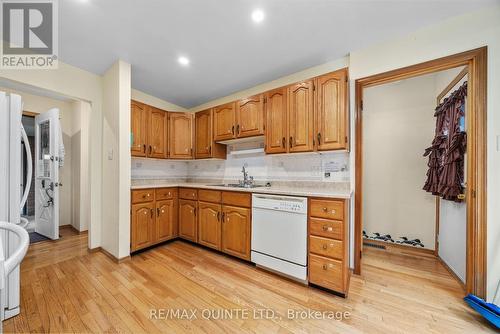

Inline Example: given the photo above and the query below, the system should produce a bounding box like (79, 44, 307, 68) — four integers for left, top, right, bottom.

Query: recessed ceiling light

(251, 9, 265, 23)
(178, 56, 190, 66)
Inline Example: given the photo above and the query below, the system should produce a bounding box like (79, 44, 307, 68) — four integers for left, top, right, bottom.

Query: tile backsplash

(132, 147, 349, 182)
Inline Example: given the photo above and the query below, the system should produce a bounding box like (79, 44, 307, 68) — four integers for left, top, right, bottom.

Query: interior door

(34, 108, 60, 240)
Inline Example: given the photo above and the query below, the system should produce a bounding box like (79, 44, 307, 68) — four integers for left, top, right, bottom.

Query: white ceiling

(59, 0, 498, 108)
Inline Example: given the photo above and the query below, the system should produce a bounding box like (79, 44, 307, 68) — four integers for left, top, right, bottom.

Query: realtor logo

(1, 0, 58, 69)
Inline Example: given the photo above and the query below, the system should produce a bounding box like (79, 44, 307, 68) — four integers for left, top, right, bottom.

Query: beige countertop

(130, 180, 352, 199)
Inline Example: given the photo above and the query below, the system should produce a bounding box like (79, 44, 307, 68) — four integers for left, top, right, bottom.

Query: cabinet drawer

(222, 191, 251, 208)
(156, 188, 176, 201)
(131, 189, 154, 204)
(310, 218, 343, 240)
(179, 188, 198, 200)
(309, 254, 344, 293)
(309, 236, 343, 260)
(198, 189, 221, 203)
(310, 199, 344, 220)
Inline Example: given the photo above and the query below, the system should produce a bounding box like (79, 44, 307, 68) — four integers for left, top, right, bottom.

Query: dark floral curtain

(423, 81, 467, 202)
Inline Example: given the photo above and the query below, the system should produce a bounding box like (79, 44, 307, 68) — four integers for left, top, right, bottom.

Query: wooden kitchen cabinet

(308, 197, 350, 296)
(315, 69, 348, 151)
(169, 112, 194, 159)
(131, 100, 149, 157)
(149, 107, 168, 158)
(236, 94, 265, 138)
(131, 202, 155, 252)
(156, 199, 176, 242)
(265, 87, 288, 154)
(213, 102, 236, 141)
(221, 205, 251, 260)
(198, 202, 222, 250)
(195, 109, 227, 159)
(179, 199, 197, 242)
(288, 80, 314, 152)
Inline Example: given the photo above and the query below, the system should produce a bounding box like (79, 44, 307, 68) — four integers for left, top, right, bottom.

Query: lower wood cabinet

(198, 202, 222, 250)
(308, 197, 350, 296)
(221, 205, 251, 260)
(130, 188, 178, 252)
(179, 199, 198, 242)
(131, 202, 155, 251)
(156, 199, 176, 243)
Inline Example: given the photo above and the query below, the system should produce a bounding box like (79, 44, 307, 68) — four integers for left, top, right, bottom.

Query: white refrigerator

(0, 91, 23, 320)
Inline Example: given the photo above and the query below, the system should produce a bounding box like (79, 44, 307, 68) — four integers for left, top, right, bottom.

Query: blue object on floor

(464, 294, 500, 329)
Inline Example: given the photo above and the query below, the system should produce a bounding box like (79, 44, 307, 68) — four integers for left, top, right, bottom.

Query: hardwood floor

(4, 232, 496, 333)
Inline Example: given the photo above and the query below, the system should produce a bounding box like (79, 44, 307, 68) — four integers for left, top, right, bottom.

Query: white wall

(132, 89, 187, 112)
(363, 74, 437, 249)
(349, 5, 500, 301)
(101, 60, 131, 259)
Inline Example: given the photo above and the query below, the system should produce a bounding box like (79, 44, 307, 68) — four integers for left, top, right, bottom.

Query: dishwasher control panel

(252, 194, 307, 214)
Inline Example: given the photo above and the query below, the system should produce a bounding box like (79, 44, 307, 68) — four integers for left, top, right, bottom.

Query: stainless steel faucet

(240, 166, 254, 187)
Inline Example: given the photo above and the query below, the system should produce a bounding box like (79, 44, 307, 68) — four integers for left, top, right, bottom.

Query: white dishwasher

(251, 194, 308, 282)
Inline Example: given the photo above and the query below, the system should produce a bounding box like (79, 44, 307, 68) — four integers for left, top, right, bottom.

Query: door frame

(354, 47, 487, 298)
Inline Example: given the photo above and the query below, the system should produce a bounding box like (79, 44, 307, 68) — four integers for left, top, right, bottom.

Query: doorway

(354, 47, 487, 298)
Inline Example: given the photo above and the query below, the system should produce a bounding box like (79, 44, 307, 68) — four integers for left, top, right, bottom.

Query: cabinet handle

(221, 212, 225, 222)
(317, 133, 321, 145)
(157, 208, 160, 217)
(150, 209, 153, 218)
(217, 212, 220, 221)
(236, 124, 240, 134)
(282, 137, 285, 148)
(322, 264, 328, 270)
(232, 125, 235, 135)
(149, 145, 152, 155)
(289, 136, 293, 148)
(209, 146, 212, 155)
(322, 225, 333, 232)
(323, 207, 328, 212)
(194, 208, 197, 216)
(143, 144, 146, 153)
(322, 244, 328, 250)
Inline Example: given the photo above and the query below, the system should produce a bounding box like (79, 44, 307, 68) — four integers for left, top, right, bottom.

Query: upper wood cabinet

(149, 107, 168, 158)
(131, 202, 155, 252)
(288, 80, 314, 153)
(131, 100, 149, 157)
(236, 94, 265, 138)
(198, 202, 222, 250)
(315, 69, 348, 151)
(213, 102, 236, 141)
(169, 112, 193, 159)
(195, 109, 227, 159)
(265, 88, 288, 154)
(221, 205, 251, 260)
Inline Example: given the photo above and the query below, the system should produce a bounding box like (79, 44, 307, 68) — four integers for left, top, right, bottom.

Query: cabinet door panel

(131, 202, 154, 251)
(131, 101, 148, 157)
(149, 107, 168, 158)
(316, 69, 348, 151)
(169, 113, 193, 159)
(221, 206, 251, 260)
(265, 88, 288, 153)
(195, 109, 211, 158)
(198, 202, 221, 250)
(156, 199, 175, 242)
(213, 102, 236, 141)
(236, 94, 264, 138)
(179, 199, 197, 242)
(288, 81, 314, 152)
